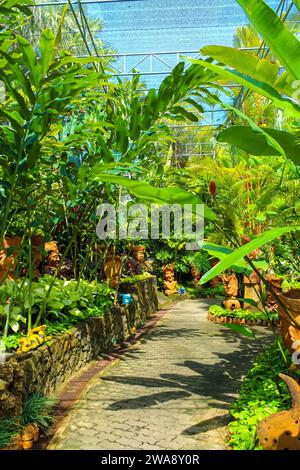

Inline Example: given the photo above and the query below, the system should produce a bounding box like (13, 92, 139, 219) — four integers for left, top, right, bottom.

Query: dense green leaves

(189, 58, 300, 119)
(201, 242, 267, 273)
(91, 173, 217, 221)
(200, 226, 300, 284)
(237, 0, 300, 80)
(202, 45, 280, 87)
(218, 126, 300, 164)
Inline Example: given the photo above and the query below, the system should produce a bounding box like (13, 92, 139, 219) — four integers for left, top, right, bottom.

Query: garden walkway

(48, 299, 272, 450)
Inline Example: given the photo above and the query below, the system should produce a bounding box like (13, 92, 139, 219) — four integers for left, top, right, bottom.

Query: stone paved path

(48, 299, 272, 450)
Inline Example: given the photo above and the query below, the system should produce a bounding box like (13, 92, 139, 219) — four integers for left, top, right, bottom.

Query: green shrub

(186, 284, 225, 298)
(282, 278, 300, 292)
(208, 304, 279, 322)
(228, 343, 300, 450)
(0, 276, 115, 336)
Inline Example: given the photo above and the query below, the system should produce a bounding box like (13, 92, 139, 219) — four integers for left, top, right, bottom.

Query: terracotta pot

(223, 298, 241, 311)
(278, 289, 300, 353)
(21, 425, 34, 450)
(257, 373, 300, 450)
(27, 423, 39, 442)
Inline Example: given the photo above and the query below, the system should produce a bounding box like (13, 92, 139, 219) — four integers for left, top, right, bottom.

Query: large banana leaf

(189, 58, 300, 119)
(218, 126, 300, 165)
(201, 242, 267, 273)
(201, 45, 280, 87)
(200, 226, 300, 284)
(294, 0, 300, 10)
(92, 173, 217, 221)
(237, 0, 300, 80)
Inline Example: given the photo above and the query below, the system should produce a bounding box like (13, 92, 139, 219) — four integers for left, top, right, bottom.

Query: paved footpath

(49, 299, 272, 450)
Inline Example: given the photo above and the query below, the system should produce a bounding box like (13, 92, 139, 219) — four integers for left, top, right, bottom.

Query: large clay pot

(278, 289, 300, 353)
(104, 255, 121, 289)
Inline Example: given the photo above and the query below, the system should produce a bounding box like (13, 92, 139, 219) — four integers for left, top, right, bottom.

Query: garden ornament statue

(265, 273, 284, 312)
(17, 325, 51, 354)
(162, 264, 178, 296)
(190, 265, 201, 287)
(44, 241, 60, 275)
(221, 273, 241, 311)
(257, 373, 300, 450)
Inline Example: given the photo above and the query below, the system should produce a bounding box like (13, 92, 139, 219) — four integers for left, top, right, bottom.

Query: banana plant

(187, 0, 300, 163)
(0, 5, 104, 239)
(200, 226, 300, 284)
(85, 62, 219, 166)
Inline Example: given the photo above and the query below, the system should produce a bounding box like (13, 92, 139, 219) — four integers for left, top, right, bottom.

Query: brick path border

(207, 312, 280, 327)
(35, 302, 177, 450)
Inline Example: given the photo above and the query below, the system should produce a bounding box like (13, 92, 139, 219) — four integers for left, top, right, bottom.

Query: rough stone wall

(0, 276, 158, 417)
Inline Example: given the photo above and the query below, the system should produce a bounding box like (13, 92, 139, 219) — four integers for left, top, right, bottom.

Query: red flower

(209, 180, 217, 197)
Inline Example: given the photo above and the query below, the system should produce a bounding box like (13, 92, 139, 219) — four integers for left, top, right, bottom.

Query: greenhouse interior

(0, 0, 300, 456)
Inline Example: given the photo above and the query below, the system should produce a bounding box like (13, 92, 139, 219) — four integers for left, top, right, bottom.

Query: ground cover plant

(228, 342, 300, 450)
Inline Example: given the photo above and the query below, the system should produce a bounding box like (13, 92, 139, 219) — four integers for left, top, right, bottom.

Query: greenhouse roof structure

(29, 0, 299, 138)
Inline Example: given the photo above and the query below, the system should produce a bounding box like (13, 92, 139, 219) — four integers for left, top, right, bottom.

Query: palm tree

(23, 4, 114, 57)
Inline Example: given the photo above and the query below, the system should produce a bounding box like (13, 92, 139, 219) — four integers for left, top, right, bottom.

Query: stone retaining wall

(0, 276, 158, 418)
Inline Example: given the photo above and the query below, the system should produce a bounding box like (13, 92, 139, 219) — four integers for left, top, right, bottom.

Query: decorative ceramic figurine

(222, 273, 241, 310)
(17, 325, 51, 354)
(162, 264, 178, 296)
(191, 266, 201, 287)
(44, 241, 60, 275)
(265, 273, 284, 311)
(119, 293, 133, 305)
(257, 373, 300, 450)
